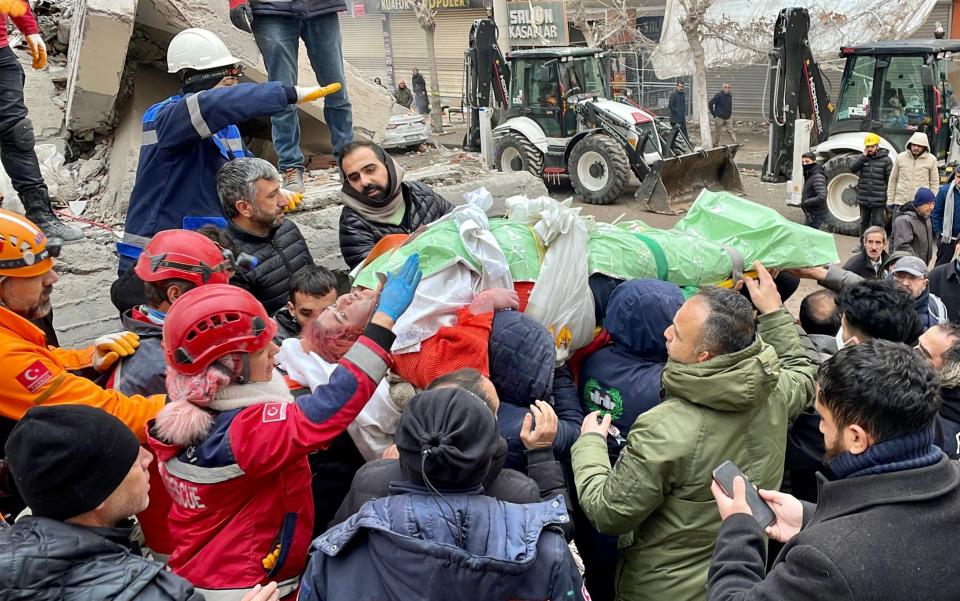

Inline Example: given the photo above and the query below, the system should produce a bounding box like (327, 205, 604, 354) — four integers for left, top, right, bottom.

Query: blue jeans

(252, 13, 354, 169)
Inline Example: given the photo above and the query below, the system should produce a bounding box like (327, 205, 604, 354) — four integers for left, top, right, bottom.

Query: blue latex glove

(376, 254, 422, 321)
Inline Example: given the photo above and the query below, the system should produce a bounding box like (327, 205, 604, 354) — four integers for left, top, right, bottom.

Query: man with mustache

(337, 141, 454, 269)
(220, 157, 315, 315)
(0, 208, 163, 521)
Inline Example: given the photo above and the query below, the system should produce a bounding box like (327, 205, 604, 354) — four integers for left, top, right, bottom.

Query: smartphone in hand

(712, 460, 776, 529)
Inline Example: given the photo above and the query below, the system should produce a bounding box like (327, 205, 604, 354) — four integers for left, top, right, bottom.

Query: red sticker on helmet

(15, 360, 53, 393)
(261, 402, 288, 423)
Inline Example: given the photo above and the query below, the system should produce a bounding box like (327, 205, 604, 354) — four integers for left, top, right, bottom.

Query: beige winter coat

(887, 132, 940, 206)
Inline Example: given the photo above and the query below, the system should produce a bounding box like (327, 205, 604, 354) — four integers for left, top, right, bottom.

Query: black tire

(568, 134, 631, 205)
(821, 154, 863, 236)
(494, 132, 543, 177)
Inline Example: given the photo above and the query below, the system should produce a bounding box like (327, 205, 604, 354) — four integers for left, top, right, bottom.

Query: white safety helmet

(167, 28, 242, 74)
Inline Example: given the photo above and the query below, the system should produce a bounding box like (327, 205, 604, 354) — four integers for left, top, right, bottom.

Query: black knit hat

(5, 405, 141, 521)
(396, 388, 499, 491)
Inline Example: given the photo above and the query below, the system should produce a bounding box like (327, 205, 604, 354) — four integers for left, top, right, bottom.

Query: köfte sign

(506, 1, 568, 46)
(379, 0, 485, 10)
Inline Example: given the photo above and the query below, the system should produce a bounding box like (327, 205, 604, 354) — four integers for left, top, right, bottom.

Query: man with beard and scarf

(220, 157, 315, 315)
(708, 340, 958, 601)
(118, 28, 339, 276)
(299, 387, 587, 601)
(0, 209, 164, 521)
(800, 152, 828, 230)
(337, 141, 454, 269)
(915, 323, 960, 459)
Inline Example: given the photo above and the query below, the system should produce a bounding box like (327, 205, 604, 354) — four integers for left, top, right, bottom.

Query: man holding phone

(572, 263, 815, 601)
(708, 340, 959, 600)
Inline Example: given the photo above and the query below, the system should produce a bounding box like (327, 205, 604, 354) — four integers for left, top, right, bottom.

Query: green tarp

(355, 190, 839, 289)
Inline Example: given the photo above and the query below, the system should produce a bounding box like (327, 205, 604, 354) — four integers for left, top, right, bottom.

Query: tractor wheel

(494, 132, 543, 177)
(821, 154, 863, 236)
(568, 134, 631, 205)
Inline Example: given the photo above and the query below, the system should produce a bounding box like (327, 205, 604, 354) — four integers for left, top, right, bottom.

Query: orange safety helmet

(0, 208, 60, 278)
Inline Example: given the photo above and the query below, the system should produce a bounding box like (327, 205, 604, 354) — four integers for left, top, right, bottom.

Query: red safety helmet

(135, 229, 232, 286)
(163, 284, 276, 375)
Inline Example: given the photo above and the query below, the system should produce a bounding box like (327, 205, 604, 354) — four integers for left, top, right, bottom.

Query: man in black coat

(800, 152, 828, 229)
(842, 226, 888, 279)
(668, 81, 688, 139)
(708, 83, 736, 145)
(929, 254, 960, 322)
(0, 406, 205, 600)
(332, 368, 570, 531)
(218, 157, 315, 315)
(337, 141, 454, 269)
(707, 340, 956, 601)
(849, 136, 893, 244)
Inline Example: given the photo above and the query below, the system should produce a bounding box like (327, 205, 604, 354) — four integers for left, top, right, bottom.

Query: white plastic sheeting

(651, 0, 939, 78)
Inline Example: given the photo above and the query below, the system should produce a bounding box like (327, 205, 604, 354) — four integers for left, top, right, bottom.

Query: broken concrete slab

(65, 0, 139, 133)
(136, 0, 392, 152)
(437, 172, 548, 214)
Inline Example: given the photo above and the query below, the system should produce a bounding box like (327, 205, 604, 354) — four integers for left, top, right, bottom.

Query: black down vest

(229, 219, 314, 316)
(338, 181, 455, 269)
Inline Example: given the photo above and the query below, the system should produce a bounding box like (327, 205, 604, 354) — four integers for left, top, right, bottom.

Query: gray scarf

(339, 145, 407, 225)
(943, 184, 957, 243)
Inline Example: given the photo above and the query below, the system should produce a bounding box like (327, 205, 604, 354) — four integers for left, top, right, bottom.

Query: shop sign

(506, 1, 568, 46)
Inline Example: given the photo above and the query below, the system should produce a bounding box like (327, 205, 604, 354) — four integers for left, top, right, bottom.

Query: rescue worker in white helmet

(117, 28, 341, 278)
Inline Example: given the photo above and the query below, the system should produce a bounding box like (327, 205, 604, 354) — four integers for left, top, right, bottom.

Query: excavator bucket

(635, 144, 744, 214)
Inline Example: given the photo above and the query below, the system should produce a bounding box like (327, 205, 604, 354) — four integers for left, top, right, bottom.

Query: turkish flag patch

(261, 402, 288, 423)
(16, 360, 53, 393)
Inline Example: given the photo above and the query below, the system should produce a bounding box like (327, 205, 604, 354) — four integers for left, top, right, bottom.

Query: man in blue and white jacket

(118, 28, 338, 275)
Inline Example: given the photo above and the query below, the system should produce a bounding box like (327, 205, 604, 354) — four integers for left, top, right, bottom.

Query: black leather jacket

(0, 516, 201, 600)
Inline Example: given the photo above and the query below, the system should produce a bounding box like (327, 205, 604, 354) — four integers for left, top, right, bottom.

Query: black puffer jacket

(0, 517, 202, 600)
(849, 149, 893, 208)
(800, 164, 828, 213)
(229, 219, 314, 316)
(250, 0, 345, 18)
(338, 181, 454, 269)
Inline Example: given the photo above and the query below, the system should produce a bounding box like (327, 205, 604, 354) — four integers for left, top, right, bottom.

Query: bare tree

(408, 0, 445, 133)
(677, 0, 713, 149)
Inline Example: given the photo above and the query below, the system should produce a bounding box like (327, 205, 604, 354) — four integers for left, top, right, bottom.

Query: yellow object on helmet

(0, 209, 60, 278)
(864, 133, 881, 148)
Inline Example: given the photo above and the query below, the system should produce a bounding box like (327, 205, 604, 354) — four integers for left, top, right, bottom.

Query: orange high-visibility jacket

(0, 306, 164, 441)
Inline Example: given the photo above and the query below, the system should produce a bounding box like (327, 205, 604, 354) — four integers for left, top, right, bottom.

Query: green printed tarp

(355, 190, 839, 289)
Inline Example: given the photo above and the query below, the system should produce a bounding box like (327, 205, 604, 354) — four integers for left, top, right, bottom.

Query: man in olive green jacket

(573, 263, 815, 601)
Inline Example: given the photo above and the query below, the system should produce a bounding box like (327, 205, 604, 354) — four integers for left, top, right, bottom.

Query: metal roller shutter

(911, 0, 952, 38)
(338, 13, 389, 82)
(388, 10, 486, 107)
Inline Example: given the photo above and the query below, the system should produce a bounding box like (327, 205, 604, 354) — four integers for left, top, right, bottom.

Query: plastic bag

(451, 188, 513, 291)
(35, 144, 80, 202)
(508, 195, 596, 361)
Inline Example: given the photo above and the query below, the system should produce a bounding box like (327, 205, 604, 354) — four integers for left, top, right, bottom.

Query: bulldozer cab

(833, 41, 960, 159)
(506, 48, 608, 138)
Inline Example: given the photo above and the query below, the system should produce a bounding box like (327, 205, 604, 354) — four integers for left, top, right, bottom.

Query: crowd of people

(1, 3, 960, 601)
